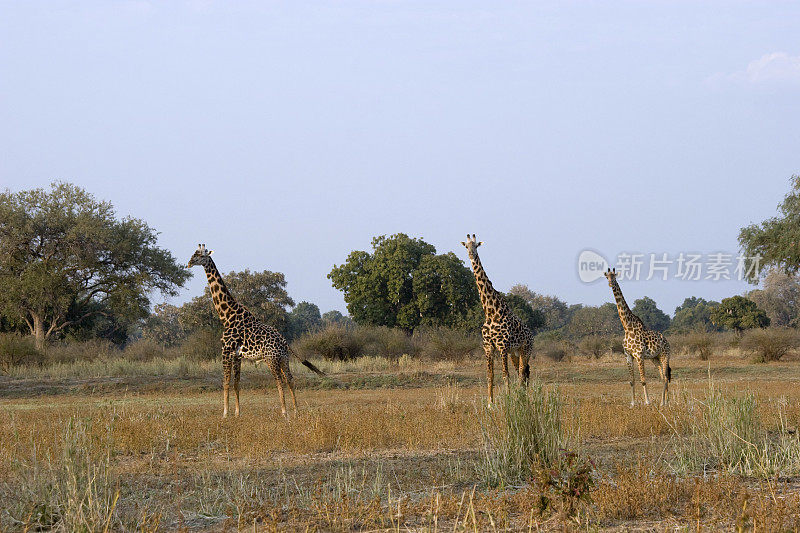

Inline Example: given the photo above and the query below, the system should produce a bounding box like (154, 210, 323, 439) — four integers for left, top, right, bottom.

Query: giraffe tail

(288, 347, 326, 376)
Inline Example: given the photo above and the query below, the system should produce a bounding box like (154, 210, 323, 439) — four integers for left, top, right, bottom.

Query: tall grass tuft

(476, 381, 569, 487)
(671, 381, 800, 477)
(8, 417, 120, 531)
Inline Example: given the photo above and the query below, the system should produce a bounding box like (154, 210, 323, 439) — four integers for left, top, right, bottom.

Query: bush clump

(0, 333, 44, 372)
(740, 327, 800, 363)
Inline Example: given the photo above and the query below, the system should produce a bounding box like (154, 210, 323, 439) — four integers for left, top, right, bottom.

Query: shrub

(45, 338, 116, 365)
(579, 336, 607, 358)
(740, 327, 800, 363)
(609, 336, 624, 354)
(123, 338, 168, 362)
(357, 326, 418, 359)
(685, 330, 715, 360)
(0, 333, 43, 372)
(477, 382, 569, 487)
(416, 327, 480, 361)
(179, 328, 222, 361)
(293, 323, 364, 361)
(535, 337, 572, 361)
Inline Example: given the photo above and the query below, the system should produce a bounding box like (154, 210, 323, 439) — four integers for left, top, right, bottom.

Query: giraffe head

(604, 267, 618, 287)
(187, 243, 214, 268)
(461, 234, 483, 259)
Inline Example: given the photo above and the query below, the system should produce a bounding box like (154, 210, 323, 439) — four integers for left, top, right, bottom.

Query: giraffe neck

(468, 251, 505, 319)
(202, 259, 240, 327)
(609, 278, 638, 331)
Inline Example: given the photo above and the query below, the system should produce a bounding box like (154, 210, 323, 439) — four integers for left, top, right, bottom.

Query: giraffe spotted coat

(462, 234, 534, 404)
(188, 244, 324, 418)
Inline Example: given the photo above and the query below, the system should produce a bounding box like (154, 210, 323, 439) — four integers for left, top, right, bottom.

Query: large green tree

(670, 297, 721, 333)
(739, 175, 800, 282)
(710, 295, 770, 334)
(503, 293, 546, 333)
(287, 301, 322, 340)
(631, 296, 671, 332)
(328, 234, 479, 331)
(0, 182, 189, 349)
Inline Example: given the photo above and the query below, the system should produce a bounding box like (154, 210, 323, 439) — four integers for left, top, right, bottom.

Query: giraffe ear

(478, 242, 483, 246)
(461, 242, 466, 247)
(208, 250, 214, 256)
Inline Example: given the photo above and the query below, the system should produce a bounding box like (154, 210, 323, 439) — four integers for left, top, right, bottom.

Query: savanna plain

(3, 348, 800, 532)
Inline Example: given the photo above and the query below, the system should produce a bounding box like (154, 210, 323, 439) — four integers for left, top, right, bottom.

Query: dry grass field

(2, 353, 800, 531)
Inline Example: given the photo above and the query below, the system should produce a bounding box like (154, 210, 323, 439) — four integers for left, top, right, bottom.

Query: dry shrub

(0, 333, 43, 372)
(179, 327, 222, 361)
(416, 327, 480, 361)
(740, 327, 800, 363)
(45, 338, 116, 364)
(685, 330, 716, 360)
(579, 336, 608, 358)
(293, 323, 364, 361)
(534, 337, 572, 361)
(123, 338, 167, 361)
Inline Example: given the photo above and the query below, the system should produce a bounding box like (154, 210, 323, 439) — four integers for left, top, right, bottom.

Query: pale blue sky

(1, 1, 798, 315)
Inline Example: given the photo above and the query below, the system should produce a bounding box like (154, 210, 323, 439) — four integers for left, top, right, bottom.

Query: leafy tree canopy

(670, 297, 721, 333)
(710, 295, 770, 333)
(631, 296, 671, 332)
(508, 284, 570, 330)
(566, 303, 622, 338)
(748, 269, 800, 328)
(0, 182, 189, 349)
(328, 234, 479, 331)
(287, 301, 322, 340)
(503, 292, 546, 333)
(739, 175, 800, 282)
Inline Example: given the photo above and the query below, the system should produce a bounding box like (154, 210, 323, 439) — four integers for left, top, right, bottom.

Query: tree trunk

(31, 313, 46, 352)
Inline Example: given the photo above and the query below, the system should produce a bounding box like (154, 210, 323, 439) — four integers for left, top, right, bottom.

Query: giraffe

(187, 244, 325, 418)
(604, 267, 671, 407)
(461, 234, 535, 404)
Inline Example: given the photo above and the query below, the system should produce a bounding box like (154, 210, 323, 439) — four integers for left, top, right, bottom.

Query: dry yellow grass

(2, 353, 800, 530)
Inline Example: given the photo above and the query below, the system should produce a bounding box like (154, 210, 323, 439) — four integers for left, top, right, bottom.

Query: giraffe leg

(222, 355, 233, 419)
(625, 354, 636, 407)
(637, 356, 649, 405)
(233, 356, 241, 417)
(497, 342, 510, 390)
(282, 363, 298, 414)
(483, 340, 494, 406)
(518, 347, 530, 386)
(657, 355, 670, 406)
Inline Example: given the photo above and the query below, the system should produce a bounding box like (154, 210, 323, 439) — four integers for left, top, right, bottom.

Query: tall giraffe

(187, 244, 325, 418)
(604, 267, 671, 406)
(461, 234, 534, 404)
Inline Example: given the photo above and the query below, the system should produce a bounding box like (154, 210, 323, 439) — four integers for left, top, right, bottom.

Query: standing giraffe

(187, 244, 325, 418)
(461, 234, 534, 404)
(604, 267, 671, 406)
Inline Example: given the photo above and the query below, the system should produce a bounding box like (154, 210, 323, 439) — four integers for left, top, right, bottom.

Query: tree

(747, 269, 800, 327)
(739, 175, 800, 282)
(566, 303, 623, 338)
(328, 234, 479, 332)
(508, 285, 570, 330)
(631, 297, 671, 332)
(321, 310, 353, 327)
(670, 297, 721, 333)
(178, 269, 295, 335)
(287, 301, 322, 340)
(140, 303, 186, 347)
(710, 295, 770, 334)
(0, 182, 189, 350)
(503, 293, 546, 332)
